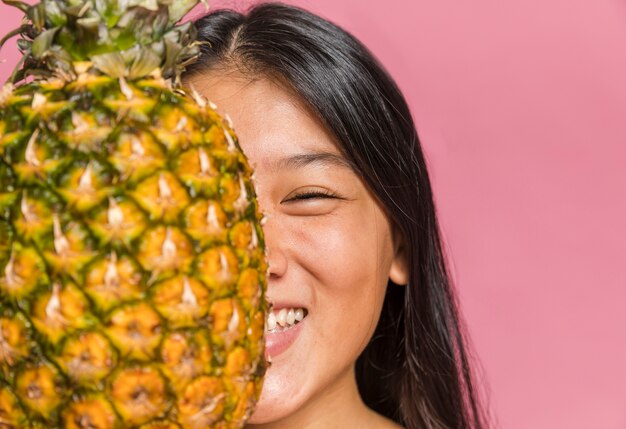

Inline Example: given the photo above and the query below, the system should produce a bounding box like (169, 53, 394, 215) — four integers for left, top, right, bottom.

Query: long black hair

(185, 3, 488, 428)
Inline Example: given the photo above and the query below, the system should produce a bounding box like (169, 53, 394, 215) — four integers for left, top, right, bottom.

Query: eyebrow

(273, 152, 354, 171)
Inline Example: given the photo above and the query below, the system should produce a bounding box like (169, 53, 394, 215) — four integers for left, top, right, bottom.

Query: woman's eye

(286, 191, 338, 202)
(280, 189, 345, 216)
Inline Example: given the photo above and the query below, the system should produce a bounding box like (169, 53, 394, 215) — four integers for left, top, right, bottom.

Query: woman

(184, 3, 488, 428)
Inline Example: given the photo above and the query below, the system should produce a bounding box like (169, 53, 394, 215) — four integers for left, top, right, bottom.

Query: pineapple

(0, 0, 268, 427)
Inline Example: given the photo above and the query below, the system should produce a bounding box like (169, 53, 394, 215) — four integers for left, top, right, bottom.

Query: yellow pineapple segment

(209, 298, 247, 349)
(229, 220, 262, 268)
(152, 275, 210, 327)
(237, 268, 262, 311)
(132, 171, 191, 222)
(57, 161, 111, 212)
(175, 147, 220, 197)
(0, 316, 29, 369)
(230, 381, 257, 423)
(184, 199, 229, 246)
(43, 217, 95, 280)
(31, 283, 92, 343)
(12, 130, 62, 183)
(196, 246, 239, 291)
(89, 198, 147, 246)
(15, 363, 63, 415)
(0, 130, 29, 154)
(229, 221, 258, 251)
(103, 86, 157, 124)
(61, 111, 112, 152)
(154, 106, 204, 151)
(224, 347, 252, 377)
(62, 396, 119, 429)
(247, 310, 266, 362)
(20, 92, 70, 122)
(58, 331, 117, 384)
(106, 303, 162, 361)
(109, 131, 167, 183)
(0, 387, 26, 427)
(84, 252, 143, 312)
(137, 226, 194, 280)
(177, 376, 226, 429)
(0, 244, 48, 299)
(219, 174, 250, 214)
(13, 192, 53, 245)
(110, 366, 168, 426)
(64, 72, 111, 92)
(160, 330, 212, 392)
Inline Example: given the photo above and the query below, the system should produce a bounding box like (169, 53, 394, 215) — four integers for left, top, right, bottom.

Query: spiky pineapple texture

(0, 0, 268, 427)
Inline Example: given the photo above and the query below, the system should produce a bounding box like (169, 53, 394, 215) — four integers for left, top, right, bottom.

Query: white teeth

(267, 312, 277, 331)
(277, 309, 287, 327)
(265, 307, 307, 332)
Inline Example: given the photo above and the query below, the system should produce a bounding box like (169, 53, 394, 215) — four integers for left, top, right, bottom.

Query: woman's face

(188, 70, 408, 425)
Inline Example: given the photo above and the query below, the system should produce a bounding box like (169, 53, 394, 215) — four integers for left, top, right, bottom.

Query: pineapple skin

(0, 70, 267, 428)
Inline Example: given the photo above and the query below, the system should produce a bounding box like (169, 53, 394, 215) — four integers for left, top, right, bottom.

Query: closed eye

(280, 188, 348, 216)
(286, 191, 339, 201)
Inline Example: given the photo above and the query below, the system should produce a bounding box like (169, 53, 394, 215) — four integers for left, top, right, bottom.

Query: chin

(247, 389, 302, 425)
(246, 357, 311, 424)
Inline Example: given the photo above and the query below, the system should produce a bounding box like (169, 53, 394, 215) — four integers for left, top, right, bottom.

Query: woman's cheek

(309, 224, 381, 355)
(300, 216, 371, 282)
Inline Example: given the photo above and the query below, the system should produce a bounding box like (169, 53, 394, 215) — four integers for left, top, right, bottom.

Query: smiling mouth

(265, 307, 308, 333)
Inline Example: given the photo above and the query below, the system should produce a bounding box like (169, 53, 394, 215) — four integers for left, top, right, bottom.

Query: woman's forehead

(187, 68, 294, 110)
(187, 69, 345, 165)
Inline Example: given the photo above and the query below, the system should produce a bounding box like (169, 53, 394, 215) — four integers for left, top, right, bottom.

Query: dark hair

(185, 3, 488, 428)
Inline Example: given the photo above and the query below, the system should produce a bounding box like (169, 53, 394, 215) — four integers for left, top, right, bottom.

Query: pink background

(2, 0, 626, 427)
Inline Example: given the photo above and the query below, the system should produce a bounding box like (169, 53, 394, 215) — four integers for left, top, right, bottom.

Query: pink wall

(2, 1, 626, 427)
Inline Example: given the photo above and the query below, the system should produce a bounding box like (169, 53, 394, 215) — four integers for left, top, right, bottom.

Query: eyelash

(287, 190, 339, 201)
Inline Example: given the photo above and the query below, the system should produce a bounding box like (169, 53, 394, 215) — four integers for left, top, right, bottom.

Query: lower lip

(264, 318, 305, 359)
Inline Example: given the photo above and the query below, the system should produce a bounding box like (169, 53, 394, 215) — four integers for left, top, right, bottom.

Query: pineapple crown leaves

(1, 0, 208, 84)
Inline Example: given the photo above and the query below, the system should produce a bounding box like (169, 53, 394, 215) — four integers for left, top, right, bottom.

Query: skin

(188, 68, 408, 429)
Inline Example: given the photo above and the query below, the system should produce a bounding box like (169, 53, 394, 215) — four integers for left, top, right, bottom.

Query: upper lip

(267, 300, 308, 312)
